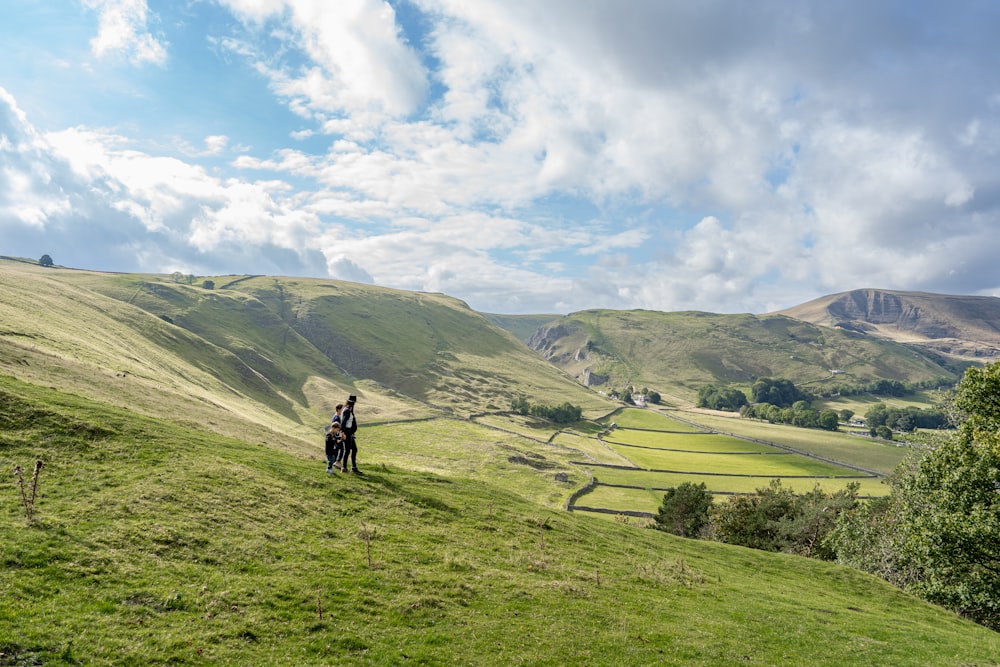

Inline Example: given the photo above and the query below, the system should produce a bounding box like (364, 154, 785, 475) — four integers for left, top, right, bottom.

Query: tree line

(510, 396, 582, 423)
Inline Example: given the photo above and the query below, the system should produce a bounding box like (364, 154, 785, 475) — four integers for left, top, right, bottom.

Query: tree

(202, 280, 215, 290)
(750, 378, 809, 408)
(817, 409, 840, 431)
(38, 254, 53, 267)
(712, 480, 858, 557)
(839, 409, 855, 423)
(647, 390, 661, 405)
(654, 482, 714, 538)
(873, 425, 893, 440)
(697, 385, 748, 411)
(510, 395, 530, 415)
(831, 361, 1000, 630)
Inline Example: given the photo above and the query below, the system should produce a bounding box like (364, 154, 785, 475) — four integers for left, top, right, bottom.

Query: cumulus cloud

(219, 0, 428, 118)
(83, 0, 167, 66)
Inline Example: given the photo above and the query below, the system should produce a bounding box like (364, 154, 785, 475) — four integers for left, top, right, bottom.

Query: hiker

(330, 403, 345, 471)
(340, 395, 361, 474)
(325, 422, 344, 474)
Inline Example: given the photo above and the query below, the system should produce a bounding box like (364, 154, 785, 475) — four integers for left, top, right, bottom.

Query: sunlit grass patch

(602, 407, 704, 431)
(605, 429, 777, 452)
(676, 411, 909, 475)
(608, 445, 858, 476)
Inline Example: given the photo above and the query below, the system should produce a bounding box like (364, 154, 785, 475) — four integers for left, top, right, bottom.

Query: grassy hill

(0, 260, 609, 445)
(527, 309, 968, 403)
(3, 259, 999, 661)
(775, 288, 1000, 361)
(3, 374, 998, 665)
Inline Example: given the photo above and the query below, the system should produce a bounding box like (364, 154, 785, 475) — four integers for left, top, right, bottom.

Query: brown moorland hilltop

(775, 288, 1000, 361)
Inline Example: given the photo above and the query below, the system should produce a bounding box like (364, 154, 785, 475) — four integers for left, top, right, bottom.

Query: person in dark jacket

(325, 422, 344, 474)
(340, 396, 361, 474)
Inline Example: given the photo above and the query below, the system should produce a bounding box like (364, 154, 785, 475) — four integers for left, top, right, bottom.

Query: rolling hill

(0, 259, 609, 453)
(3, 258, 999, 662)
(526, 308, 968, 404)
(775, 288, 1000, 361)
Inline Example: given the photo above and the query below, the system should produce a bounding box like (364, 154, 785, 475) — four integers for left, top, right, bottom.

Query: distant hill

(0, 260, 610, 451)
(526, 308, 967, 403)
(775, 289, 1000, 361)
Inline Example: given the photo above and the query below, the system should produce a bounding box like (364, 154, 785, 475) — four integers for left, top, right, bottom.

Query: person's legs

(345, 436, 358, 471)
(334, 440, 344, 470)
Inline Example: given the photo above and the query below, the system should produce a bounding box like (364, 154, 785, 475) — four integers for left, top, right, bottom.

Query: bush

(654, 482, 713, 538)
(711, 480, 858, 558)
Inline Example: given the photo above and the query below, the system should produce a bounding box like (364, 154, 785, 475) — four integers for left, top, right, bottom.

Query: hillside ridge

(775, 288, 1000, 360)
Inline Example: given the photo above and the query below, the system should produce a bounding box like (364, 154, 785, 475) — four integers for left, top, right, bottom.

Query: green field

(604, 429, 777, 452)
(561, 411, 888, 515)
(603, 408, 704, 431)
(670, 410, 910, 475)
(585, 467, 888, 498)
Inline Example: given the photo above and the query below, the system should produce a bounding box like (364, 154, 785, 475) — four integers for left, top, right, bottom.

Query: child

(325, 422, 344, 473)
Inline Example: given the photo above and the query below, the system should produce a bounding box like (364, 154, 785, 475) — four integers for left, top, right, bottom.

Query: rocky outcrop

(778, 289, 1000, 360)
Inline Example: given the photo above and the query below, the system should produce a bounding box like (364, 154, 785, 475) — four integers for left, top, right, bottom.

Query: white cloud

(83, 0, 167, 66)
(219, 0, 428, 118)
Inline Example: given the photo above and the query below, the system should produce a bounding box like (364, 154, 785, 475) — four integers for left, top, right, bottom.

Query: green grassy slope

(3, 375, 998, 666)
(0, 261, 610, 444)
(529, 309, 966, 402)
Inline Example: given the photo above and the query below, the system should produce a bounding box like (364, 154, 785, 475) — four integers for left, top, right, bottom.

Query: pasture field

(604, 429, 777, 452)
(667, 410, 910, 475)
(816, 389, 944, 414)
(587, 466, 888, 497)
(604, 445, 861, 477)
(603, 407, 704, 431)
(551, 431, 633, 466)
(575, 484, 664, 515)
(565, 414, 888, 515)
(470, 412, 562, 441)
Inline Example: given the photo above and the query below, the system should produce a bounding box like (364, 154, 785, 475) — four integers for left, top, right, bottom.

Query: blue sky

(2, 0, 1000, 314)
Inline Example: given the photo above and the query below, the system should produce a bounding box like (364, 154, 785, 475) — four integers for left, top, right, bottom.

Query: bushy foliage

(654, 482, 714, 538)
(750, 378, 810, 407)
(864, 402, 949, 432)
(742, 401, 840, 432)
(710, 480, 859, 558)
(512, 397, 581, 423)
(816, 377, 954, 399)
(510, 395, 530, 415)
(529, 401, 582, 423)
(38, 254, 53, 267)
(830, 362, 1000, 630)
(696, 385, 748, 411)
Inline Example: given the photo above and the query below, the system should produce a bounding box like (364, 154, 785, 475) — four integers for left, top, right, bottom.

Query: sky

(2, 1, 1000, 315)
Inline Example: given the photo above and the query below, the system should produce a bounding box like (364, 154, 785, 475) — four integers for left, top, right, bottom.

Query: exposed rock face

(581, 369, 609, 386)
(528, 323, 579, 362)
(826, 290, 952, 337)
(778, 289, 1000, 359)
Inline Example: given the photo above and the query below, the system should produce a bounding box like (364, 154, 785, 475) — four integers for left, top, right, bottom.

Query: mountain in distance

(526, 307, 971, 404)
(774, 288, 1000, 361)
